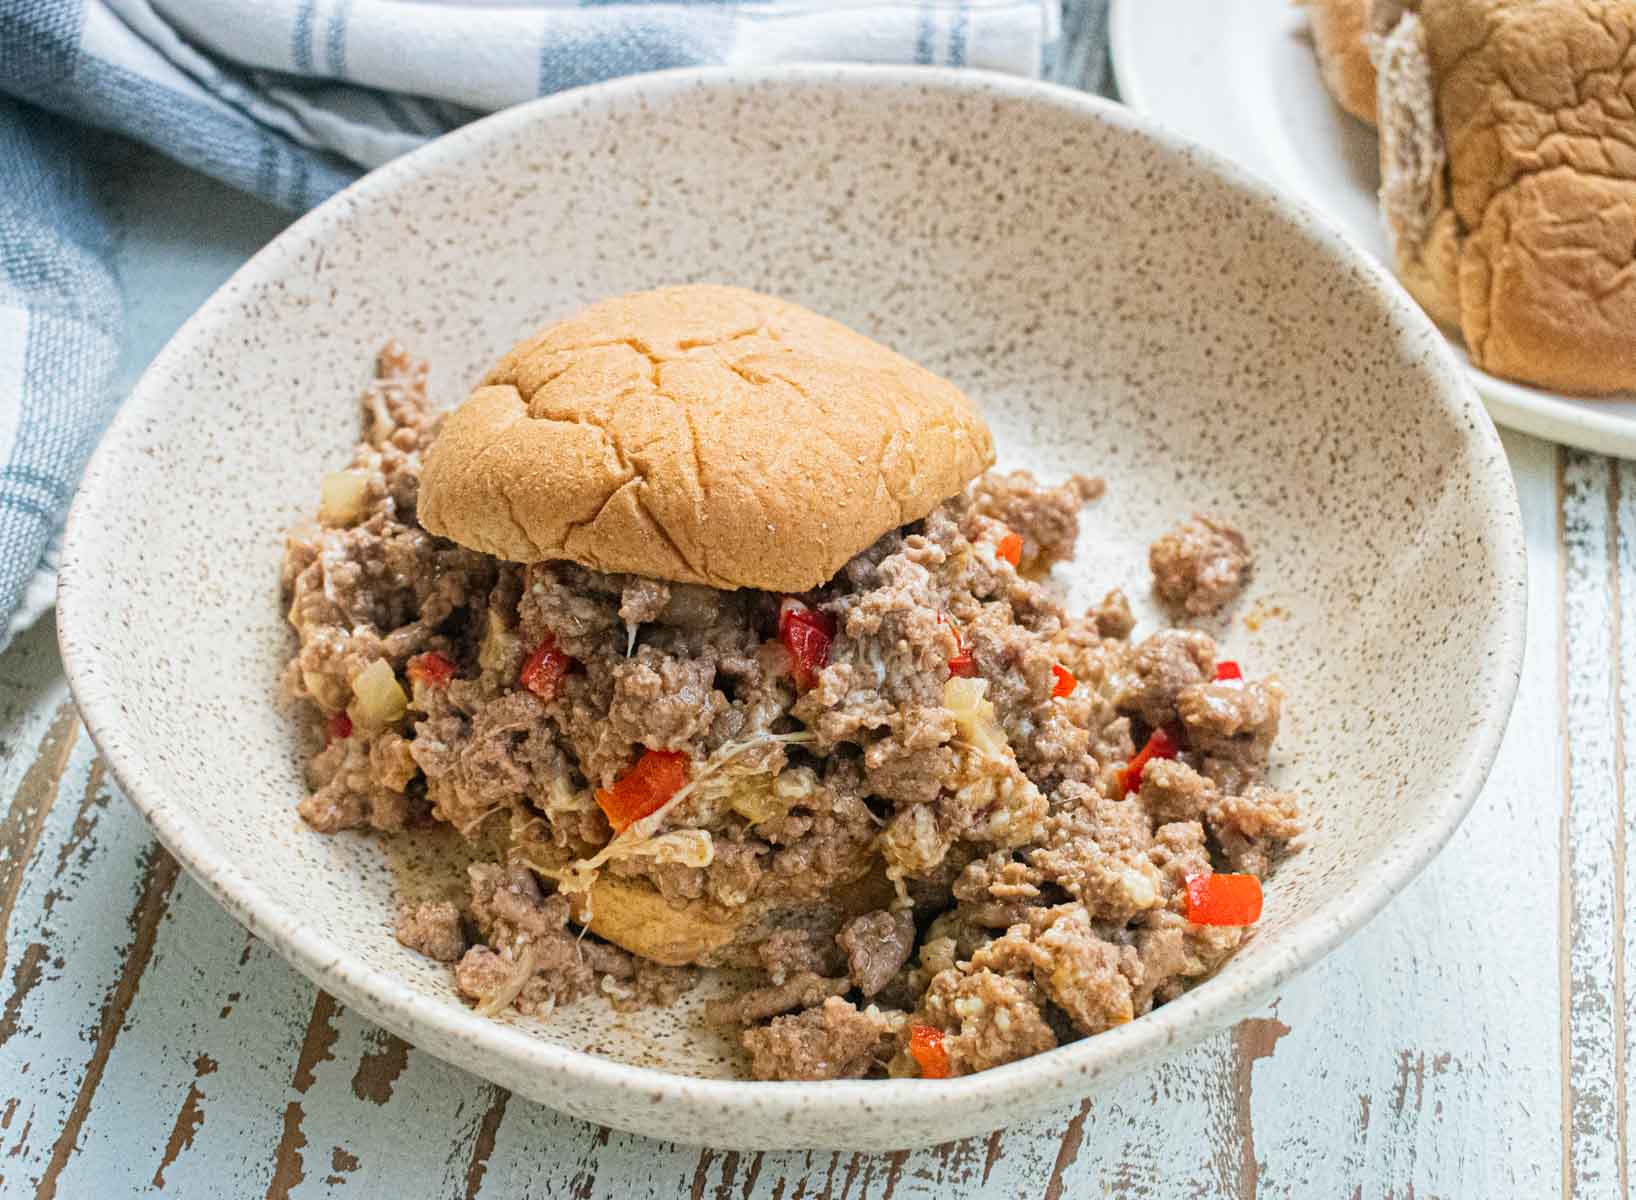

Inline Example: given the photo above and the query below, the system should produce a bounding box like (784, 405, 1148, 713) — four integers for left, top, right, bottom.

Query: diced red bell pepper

(996, 532, 1023, 568)
(1051, 664, 1076, 698)
(324, 712, 353, 742)
(1184, 873, 1264, 926)
(940, 614, 976, 677)
(778, 598, 835, 690)
(520, 633, 573, 701)
(908, 1024, 951, 1080)
(595, 749, 692, 834)
(407, 651, 456, 687)
(1214, 660, 1242, 682)
(1119, 727, 1180, 797)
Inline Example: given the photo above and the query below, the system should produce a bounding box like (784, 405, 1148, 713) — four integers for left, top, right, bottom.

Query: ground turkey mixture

(281, 345, 1303, 1080)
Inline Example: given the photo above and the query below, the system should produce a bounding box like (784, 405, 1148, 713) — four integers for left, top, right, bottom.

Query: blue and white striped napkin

(0, 0, 1098, 645)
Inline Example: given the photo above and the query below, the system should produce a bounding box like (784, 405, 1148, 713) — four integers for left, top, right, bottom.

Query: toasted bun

(1375, 0, 1636, 394)
(419, 285, 995, 590)
(1302, 0, 1377, 124)
(587, 867, 898, 968)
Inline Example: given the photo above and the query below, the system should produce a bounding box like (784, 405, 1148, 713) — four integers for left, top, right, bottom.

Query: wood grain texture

(1616, 455, 1629, 1198)
(48, 874, 311, 1198)
(1562, 450, 1626, 1199)
(1245, 431, 1564, 1198)
(477, 1031, 1246, 1199)
(0, 433, 1615, 1198)
(0, 704, 171, 1196)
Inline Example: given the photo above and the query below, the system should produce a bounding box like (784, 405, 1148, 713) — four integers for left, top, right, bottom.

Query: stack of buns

(1302, 0, 1636, 394)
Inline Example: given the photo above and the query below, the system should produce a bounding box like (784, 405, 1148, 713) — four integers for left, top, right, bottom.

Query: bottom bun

(587, 868, 899, 968)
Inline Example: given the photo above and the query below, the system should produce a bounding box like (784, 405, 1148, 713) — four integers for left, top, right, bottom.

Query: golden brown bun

(1375, 0, 1636, 394)
(1302, 0, 1378, 124)
(419, 286, 995, 590)
(587, 867, 898, 968)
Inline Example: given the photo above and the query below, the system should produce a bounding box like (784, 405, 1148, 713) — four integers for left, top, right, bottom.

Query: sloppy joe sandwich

(281, 285, 1303, 1081)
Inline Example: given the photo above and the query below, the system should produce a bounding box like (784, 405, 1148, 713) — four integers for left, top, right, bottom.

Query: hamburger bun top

(418, 285, 995, 591)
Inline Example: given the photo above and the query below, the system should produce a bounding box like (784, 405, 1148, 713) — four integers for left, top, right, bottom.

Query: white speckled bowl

(58, 67, 1525, 1151)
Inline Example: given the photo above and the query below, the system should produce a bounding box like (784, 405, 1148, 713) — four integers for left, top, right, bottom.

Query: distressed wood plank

(460, 1087, 510, 1199)
(1617, 455, 1636, 1200)
(0, 728, 179, 1198)
(1239, 429, 1563, 1197)
(0, 436, 1577, 1195)
(50, 874, 315, 1197)
(272, 1003, 497, 1198)
(37, 842, 180, 1200)
(0, 705, 77, 971)
(473, 1032, 1246, 1199)
(1562, 449, 1624, 1199)
(0, 620, 80, 971)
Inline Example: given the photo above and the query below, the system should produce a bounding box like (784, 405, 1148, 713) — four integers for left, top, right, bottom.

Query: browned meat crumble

(281, 345, 1303, 1080)
(1149, 514, 1253, 616)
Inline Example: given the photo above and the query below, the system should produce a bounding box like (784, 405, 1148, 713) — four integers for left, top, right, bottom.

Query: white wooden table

(1, 120, 1625, 1200)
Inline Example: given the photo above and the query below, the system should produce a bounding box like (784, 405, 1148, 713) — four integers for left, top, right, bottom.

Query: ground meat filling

(1149, 514, 1253, 616)
(741, 996, 899, 1082)
(282, 345, 1305, 1082)
(394, 900, 466, 963)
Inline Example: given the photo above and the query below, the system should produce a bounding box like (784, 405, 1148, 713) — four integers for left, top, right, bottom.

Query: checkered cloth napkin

(0, 0, 1106, 646)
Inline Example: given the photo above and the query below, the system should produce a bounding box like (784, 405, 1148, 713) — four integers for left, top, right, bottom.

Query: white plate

(1110, 0, 1636, 457)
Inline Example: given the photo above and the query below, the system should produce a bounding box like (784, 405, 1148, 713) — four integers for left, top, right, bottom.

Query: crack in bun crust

(419, 285, 996, 589)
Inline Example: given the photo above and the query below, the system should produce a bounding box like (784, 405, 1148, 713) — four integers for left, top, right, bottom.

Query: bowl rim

(57, 63, 1527, 1137)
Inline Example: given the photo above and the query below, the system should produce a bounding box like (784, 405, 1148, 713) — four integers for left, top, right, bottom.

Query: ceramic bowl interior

(59, 67, 1525, 1151)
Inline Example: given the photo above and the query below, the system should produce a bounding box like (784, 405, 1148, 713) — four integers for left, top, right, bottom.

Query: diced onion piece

(543, 773, 590, 817)
(774, 765, 820, 802)
(628, 829, 714, 868)
(349, 659, 407, 728)
(730, 765, 817, 826)
(479, 609, 519, 673)
(729, 775, 784, 825)
(943, 677, 1009, 759)
(318, 470, 370, 526)
(942, 676, 986, 722)
(1120, 864, 1160, 910)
